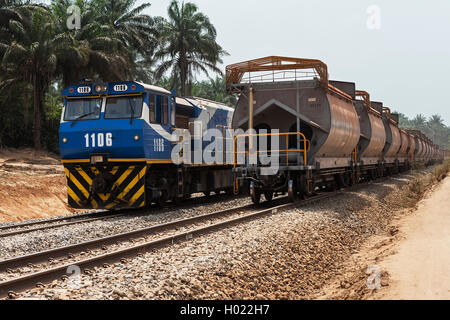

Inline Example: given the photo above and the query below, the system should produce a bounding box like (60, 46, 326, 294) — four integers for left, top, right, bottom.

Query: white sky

(45, 0, 450, 125)
(138, 0, 450, 125)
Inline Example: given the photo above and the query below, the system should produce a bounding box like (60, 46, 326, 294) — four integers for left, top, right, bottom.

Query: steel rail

(0, 192, 243, 238)
(0, 199, 283, 272)
(0, 212, 132, 238)
(0, 210, 109, 231)
(0, 178, 390, 298)
(0, 193, 336, 298)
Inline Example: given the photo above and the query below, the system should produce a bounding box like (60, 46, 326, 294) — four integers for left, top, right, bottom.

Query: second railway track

(0, 192, 243, 238)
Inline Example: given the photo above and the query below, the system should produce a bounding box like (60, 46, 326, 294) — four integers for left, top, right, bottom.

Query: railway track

(0, 178, 388, 299)
(0, 192, 241, 238)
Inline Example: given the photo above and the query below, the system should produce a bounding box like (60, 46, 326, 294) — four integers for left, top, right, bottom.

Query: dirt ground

(0, 148, 79, 222)
(373, 176, 450, 299)
(317, 174, 450, 300)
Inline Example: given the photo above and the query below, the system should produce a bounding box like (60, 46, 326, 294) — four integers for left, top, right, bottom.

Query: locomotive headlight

(134, 135, 140, 141)
(94, 83, 107, 93)
(62, 137, 68, 143)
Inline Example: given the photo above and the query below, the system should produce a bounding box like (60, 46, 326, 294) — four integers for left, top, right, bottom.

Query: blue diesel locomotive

(59, 81, 235, 209)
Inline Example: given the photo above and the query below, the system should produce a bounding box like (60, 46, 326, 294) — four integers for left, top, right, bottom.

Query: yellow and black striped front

(64, 163, 147, 209)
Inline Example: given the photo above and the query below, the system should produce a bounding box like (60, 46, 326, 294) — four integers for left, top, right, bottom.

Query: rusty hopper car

(332, 85, 412, 175)
(407, 129, 426, 163)
(339, 89, 386, 180)
(381, 107, 402, 171)
(406, 132, 416, 162)
(227, 56, 361, 203)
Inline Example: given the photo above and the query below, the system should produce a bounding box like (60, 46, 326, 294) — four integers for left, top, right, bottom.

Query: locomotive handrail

(233, 132, 309, 167)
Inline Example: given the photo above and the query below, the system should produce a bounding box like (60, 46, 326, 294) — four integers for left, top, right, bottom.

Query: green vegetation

(0, 0, 448, 154)
(408, 159, 450, 199)
(0, 0, 227, 151)
(153, 0, 227, 97)
(396, 112, 450, 149)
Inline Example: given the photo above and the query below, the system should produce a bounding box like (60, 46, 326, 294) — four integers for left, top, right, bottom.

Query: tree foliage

(154, 0, 227, 96)
(396, 112, 450, 149)
(1, 0, 446, 155)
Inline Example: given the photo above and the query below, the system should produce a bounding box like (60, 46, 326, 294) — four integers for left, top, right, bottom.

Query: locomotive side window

(148, 94, 156, 122)
(171, 97, 176, 126)
(64, 98, 102, 121)
(162, 96, 169, 125)
(104, 96, 143, 119)
(155, 95, 162, 123)
(149, 94, 169, 125)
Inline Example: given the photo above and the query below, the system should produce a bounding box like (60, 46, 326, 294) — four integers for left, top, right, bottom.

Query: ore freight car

(228, 56, 361, 202)
(226, 56, 443, 204)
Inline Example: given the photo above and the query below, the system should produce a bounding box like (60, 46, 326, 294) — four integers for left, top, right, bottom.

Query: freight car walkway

(376, 176, 450, 299)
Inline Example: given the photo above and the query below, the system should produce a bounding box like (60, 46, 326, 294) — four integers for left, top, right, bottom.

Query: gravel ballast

(11, 170, 429, 300)
(0, 196, 252, 260)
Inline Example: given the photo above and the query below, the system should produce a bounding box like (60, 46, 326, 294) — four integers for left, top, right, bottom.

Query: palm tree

(428, 114, 444, 127)
(191, 76, 237, 105)
(411, 114, 427, 130)
(0, 5, 60, 149)
(51, 0, 160, 87)
(154, 0, 228, 96)
(92, 0, 160, 80)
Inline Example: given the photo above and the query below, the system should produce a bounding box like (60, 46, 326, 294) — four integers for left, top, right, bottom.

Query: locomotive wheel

(157, 190, 168, 207)
(264, 191, 273, 202)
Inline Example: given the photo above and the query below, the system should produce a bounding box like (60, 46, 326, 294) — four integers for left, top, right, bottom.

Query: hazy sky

(45, 0, 450, 124)
(135, 0, 450, 125)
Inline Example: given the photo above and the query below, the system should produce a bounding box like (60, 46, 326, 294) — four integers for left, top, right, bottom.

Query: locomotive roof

(177, 96, 234, 112)
(136, 82, 171, 95)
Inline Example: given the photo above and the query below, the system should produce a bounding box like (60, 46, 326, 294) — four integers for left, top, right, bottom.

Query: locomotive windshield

(64, 98, 102, 121)
(104, 96, 143, 119)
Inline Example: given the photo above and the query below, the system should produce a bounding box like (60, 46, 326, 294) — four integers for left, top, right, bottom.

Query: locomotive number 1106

(84, 133, 113, 148)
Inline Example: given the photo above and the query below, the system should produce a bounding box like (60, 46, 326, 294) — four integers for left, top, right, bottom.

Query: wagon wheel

(250, 183, 261, 205)
(344, 173, 352, 186)
(225, 187, 234, 196)
(173, 195, 184, 204)
(264, 191, 273, 202)
(203, 191, 211, 197)
(370, 169, 377, 180)
(288, 179, 296, 202)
